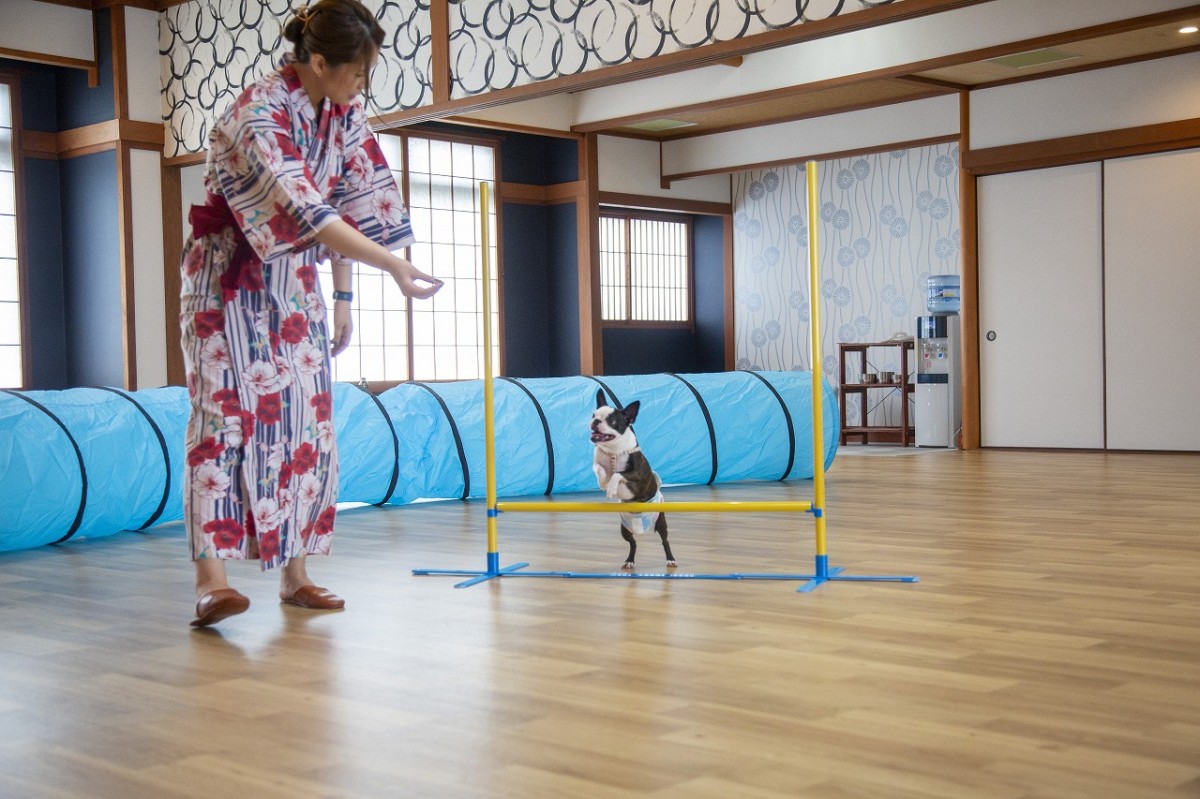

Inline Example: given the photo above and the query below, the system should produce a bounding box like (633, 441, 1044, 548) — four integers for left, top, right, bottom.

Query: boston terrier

(589, 389, 677, 570)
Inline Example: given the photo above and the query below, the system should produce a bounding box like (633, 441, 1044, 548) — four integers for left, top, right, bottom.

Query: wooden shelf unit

(838, 340, 915, 446)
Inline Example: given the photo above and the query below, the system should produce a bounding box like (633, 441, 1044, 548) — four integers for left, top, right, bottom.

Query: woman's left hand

(331, 301, 353, 355)
(390, 256, 443, 299)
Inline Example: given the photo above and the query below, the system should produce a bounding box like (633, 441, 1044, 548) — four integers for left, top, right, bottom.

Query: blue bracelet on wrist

(332, 290, 353, 303)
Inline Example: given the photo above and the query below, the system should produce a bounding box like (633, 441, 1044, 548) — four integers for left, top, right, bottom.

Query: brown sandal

(191, 588, 250, 627)
(281, 585, 345, 610)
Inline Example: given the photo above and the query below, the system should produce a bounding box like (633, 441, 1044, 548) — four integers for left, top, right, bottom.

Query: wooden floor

(1, 448, 1198, 798)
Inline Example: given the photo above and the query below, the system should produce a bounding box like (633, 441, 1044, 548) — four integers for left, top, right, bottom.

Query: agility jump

(413, 167, 919, 592)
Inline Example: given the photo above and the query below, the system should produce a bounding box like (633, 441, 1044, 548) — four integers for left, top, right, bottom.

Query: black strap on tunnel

(498, 377, 555, 495)
(351, 383, 401, 506)
(664, 373, 718, 486)
(93, 387, 172, 530)
(408, 381, 470, 500)
(743, 371, 797, 481)
(1, 389, 88, 544)
(584, 376, 623, 410)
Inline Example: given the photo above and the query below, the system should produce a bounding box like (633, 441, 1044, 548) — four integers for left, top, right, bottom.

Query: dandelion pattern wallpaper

(732, 144, 961, 428)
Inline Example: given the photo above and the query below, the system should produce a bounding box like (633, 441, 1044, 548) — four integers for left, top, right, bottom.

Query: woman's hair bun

(282, 17, 305, 45)
(283, 0, 382, 68)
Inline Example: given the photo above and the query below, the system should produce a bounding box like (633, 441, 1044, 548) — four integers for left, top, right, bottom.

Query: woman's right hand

(314, 220, 444, 300)
(390, 256, 443, 299)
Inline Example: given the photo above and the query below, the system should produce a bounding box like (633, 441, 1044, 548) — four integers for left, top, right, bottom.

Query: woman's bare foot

(191, 559, 248, 626)
(278, 554, 316, 601)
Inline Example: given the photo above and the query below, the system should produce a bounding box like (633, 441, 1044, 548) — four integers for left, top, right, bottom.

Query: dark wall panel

(602, 327, 697, 375)
(692, 214, 726, 373)
(2, 61, 59, 132)
(58, 9, 115, 129)
(60, 151, 122, 387)
(499, 131, 578, 185)
(547, 202, 579, 376)
(19, 157, 68, 388)
(499, 202, 550, 377)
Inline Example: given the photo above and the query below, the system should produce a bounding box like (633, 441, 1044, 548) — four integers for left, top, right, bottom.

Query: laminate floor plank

(0, 448, 1197, 797)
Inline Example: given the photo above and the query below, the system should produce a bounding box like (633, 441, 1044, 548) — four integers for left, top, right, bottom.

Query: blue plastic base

(412, 552, 532, 588)
(412, 553, 919, 591)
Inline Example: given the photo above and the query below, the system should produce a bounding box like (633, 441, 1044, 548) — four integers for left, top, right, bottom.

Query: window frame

(326, 127, 502, 392)
(599, 206, 694, 331)
(0, 71, 29, 391)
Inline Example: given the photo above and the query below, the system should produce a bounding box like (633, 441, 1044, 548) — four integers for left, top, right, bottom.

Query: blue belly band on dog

(620, 489, 664, 535)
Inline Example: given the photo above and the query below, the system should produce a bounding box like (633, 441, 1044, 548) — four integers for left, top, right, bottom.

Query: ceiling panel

(585, 17, 1200, 141)
(606, 78, 951, 140)
(916, 18, 1200, 87)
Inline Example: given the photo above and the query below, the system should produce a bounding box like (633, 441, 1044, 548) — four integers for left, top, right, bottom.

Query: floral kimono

(180, 55, 413, 569)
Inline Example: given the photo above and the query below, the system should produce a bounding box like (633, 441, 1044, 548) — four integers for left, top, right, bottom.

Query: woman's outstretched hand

(390, 256, 443, 299)
(315, 220, 444, 300)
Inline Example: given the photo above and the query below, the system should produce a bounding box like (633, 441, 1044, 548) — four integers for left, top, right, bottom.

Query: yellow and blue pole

(413, 182, 529, 585)
(481, 182, 500, 575)
(806, 160, 829, 585)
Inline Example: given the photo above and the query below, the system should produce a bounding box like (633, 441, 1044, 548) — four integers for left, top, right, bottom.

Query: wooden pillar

(429, 0, 450, 104)
(162, 164, 184, 387)
(723, 197, 735, 371)
(958, 91, 979, 449)
(110, 5, 138, 390)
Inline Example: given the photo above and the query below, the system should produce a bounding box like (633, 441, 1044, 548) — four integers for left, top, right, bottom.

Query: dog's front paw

(665, 560, 677, 568)
(592, 463, 607, 488)
(622, 561, 635, 571)
(605, 475, 623, 499)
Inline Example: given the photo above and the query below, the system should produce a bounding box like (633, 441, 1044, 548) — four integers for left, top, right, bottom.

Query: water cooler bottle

(915, 275, 962, 447)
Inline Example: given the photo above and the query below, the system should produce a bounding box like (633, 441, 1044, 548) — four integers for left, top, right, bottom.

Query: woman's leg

(279, 554, 314, 600)
(194, 558, 230, 598)
(191, 557, 250, 626)
(279, 555, 344, 609)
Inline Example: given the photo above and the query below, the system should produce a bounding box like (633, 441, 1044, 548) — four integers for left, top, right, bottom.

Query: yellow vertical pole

(806, 161, 828, 571)
(480, 182, 499, 567)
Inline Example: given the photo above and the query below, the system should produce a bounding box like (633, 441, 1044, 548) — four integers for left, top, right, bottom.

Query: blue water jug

(927, 274, 960, 314)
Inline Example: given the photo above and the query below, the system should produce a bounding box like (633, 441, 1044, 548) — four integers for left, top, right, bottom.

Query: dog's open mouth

(590, 431, 615, 443)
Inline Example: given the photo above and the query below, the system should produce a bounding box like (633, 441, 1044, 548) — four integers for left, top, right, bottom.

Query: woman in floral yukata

(180, 0, 441, 627)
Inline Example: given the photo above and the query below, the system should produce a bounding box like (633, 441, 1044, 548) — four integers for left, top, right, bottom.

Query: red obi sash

(189, 193, 263, 301)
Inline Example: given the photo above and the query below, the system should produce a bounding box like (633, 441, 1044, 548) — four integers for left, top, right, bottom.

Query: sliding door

(1104, 149, 1200, 451)
(977, 163, 1105, 448)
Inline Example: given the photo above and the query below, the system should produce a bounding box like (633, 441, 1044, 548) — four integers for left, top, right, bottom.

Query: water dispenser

(915, 310, 961, 448)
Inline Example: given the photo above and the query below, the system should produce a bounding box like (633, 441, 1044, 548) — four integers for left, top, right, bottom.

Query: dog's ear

(623, 400, 640, 424)
(596, 389, 606, 409)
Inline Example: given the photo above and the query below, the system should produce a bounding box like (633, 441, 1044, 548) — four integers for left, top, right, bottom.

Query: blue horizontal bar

(414, 564, 917, 587)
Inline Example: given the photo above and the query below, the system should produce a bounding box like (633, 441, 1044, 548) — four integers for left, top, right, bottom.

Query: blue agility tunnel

(0, 372, 837, 553)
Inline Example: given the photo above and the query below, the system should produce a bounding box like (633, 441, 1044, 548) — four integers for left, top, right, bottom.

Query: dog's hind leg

(621, 527, 637, 570)
(655, 514, 677, 568)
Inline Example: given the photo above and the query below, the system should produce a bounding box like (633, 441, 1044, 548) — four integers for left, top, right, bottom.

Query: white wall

(458, 94, 577, 132)
(180, 164, 207, 219)
(125, 8, 163, 124)
(971, 50, 1200, 149)
(598, 136, 729, 203)
(0, 0, 93, 62)
(663, 94, 960, 177)
(131, 149, 167, 389)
